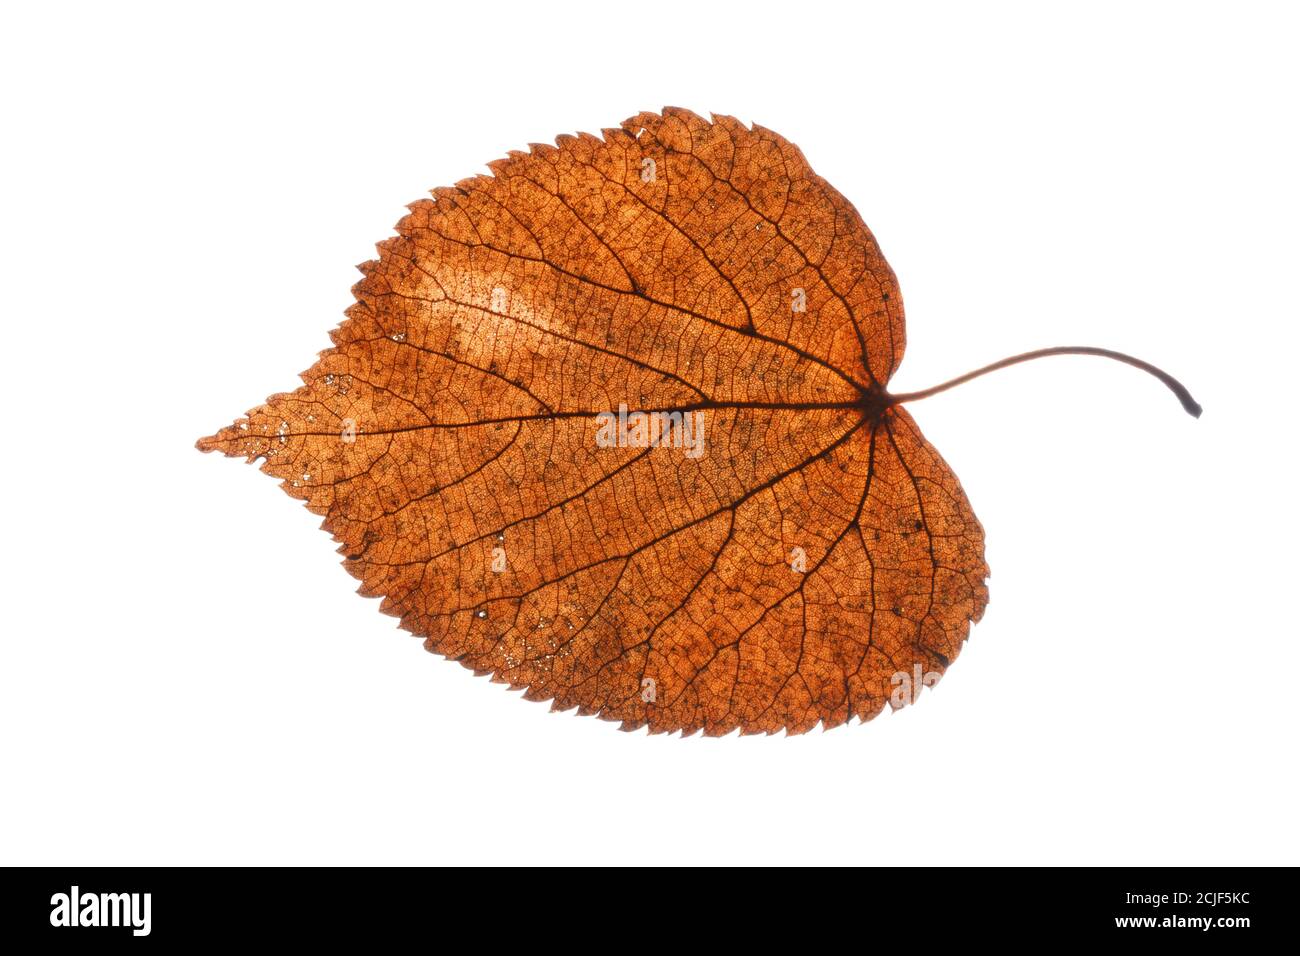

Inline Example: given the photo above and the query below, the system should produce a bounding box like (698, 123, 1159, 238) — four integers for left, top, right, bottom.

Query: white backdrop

(2, 0, 1296, 866)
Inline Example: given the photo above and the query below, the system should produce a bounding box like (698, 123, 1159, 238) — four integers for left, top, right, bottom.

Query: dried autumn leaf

(199, 108, 1194, 735)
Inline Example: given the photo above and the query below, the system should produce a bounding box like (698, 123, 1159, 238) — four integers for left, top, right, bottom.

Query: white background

(2, 1, 1296, 866)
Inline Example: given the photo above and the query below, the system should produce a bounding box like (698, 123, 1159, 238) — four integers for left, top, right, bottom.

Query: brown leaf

(198, 107, 989, 735)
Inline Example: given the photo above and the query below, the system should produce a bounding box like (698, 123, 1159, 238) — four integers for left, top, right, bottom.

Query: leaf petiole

(887, 346, 1203, 418)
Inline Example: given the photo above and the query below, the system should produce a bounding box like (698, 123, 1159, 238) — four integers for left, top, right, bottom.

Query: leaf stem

(888, 346, 1202, 418)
